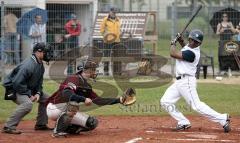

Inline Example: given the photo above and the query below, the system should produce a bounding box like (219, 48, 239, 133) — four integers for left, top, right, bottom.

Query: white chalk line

(125, 137, 143, 143)
(146, 138, 237, 143)
(145, 130, 155, 133)
(125, 125, 240, 143)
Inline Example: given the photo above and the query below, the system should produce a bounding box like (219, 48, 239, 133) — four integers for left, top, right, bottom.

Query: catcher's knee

(86, 116, 98, 130)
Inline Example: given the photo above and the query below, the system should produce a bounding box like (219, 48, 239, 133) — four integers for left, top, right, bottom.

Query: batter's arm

(170, 44, 196, 63)
(170, 44, 183, 60)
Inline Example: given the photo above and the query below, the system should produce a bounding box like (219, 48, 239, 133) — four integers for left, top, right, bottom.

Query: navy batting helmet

(188, 29, 203, 43)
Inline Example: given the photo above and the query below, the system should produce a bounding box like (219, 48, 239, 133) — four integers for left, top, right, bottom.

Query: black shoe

(223, 114, 231, 133)
(175, 124, 191, 131)
(2, 127, 22, 134)
(35, 125, 53, 130)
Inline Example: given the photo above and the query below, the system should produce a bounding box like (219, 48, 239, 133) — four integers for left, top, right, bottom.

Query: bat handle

(173, 37, 178, 44)
(172, 33, 181, 44)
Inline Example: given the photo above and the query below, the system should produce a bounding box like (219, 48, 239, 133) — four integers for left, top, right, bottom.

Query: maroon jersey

(46, 74, 98, 105)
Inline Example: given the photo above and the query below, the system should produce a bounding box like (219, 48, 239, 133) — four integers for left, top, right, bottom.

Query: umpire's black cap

(33, 43, 46, 53)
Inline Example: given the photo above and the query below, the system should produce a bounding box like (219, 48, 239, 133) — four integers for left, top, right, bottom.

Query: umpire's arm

(35, 68, 45, 96)
(12, 65, 32, 97)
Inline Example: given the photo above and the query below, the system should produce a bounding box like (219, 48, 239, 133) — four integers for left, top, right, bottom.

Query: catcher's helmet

(77, 58, 98, 80)
(188, 29, 203, 43)
(77, 58, 98, 72)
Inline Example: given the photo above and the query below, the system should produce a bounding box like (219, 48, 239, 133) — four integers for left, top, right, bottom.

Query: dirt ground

(0, 116, 239, 143)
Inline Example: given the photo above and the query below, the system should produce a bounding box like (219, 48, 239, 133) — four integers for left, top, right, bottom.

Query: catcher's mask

(33, 43, 53, 63)
(77, 59, 98, 80)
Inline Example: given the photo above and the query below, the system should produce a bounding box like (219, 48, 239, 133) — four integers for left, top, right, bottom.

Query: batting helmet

(188, 29, 203, 43)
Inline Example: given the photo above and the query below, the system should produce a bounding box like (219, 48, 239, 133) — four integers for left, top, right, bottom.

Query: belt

(176, 74, 191, 80)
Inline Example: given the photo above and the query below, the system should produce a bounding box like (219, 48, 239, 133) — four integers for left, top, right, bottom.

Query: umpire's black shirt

(3, 54, 45, 97)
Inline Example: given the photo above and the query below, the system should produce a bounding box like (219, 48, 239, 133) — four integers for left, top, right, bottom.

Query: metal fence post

(171, 0, 177, 78)
(1, 1, 5, 82)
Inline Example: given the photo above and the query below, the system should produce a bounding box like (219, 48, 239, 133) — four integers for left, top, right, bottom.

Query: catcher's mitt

(121, 88, 136, 106)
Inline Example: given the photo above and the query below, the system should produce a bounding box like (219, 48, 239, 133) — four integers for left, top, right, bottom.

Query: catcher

(45, 58, 136, 137)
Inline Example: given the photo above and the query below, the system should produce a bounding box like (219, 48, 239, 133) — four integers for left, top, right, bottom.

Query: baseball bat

(173, 5, 203, 42)
(233, 52, 240, 69)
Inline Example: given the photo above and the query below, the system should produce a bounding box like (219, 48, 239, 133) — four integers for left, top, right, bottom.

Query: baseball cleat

(52, 132, 68, 138)
(2, 127, 22, 134)
(175, 124, 191, 131)
(223, 114, 231, 133)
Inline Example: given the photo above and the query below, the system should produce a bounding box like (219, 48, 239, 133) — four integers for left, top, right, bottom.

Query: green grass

(0, 80, 239, 122)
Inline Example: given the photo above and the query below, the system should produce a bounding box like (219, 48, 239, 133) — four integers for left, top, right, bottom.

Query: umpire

(2, 43, 52, 134)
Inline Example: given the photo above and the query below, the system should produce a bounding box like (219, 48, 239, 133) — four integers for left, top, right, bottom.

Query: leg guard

(65, 124, 82, 134)
(53, 112, 72, 135)
(66, 124, 88, 134)
(65, 116, 98, 134)
(86, 116, 98, 130)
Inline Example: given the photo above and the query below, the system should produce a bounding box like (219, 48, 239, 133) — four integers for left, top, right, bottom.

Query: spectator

(64, 13, 81, 49)
(4, 10, 20, 65)
(64, 13, 81, 75)
(29, 15, 46, 49)
(216, 13, 236, 41)
(100, 7, 122, 75)
(235, 22, 240, 41)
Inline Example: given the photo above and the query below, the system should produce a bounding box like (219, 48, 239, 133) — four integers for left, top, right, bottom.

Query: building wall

(3, 0, 46, 9)
(46, 0, 98, 20)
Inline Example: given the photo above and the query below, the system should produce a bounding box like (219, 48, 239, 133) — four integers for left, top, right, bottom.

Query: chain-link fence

(1, 0, 240, 81)
(0, 1, 95, 81)
(97, 0, 240, 77)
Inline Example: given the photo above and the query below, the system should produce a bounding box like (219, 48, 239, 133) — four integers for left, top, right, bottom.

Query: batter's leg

(177, 77, 228, 126)
(160, 83, 190, 125)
